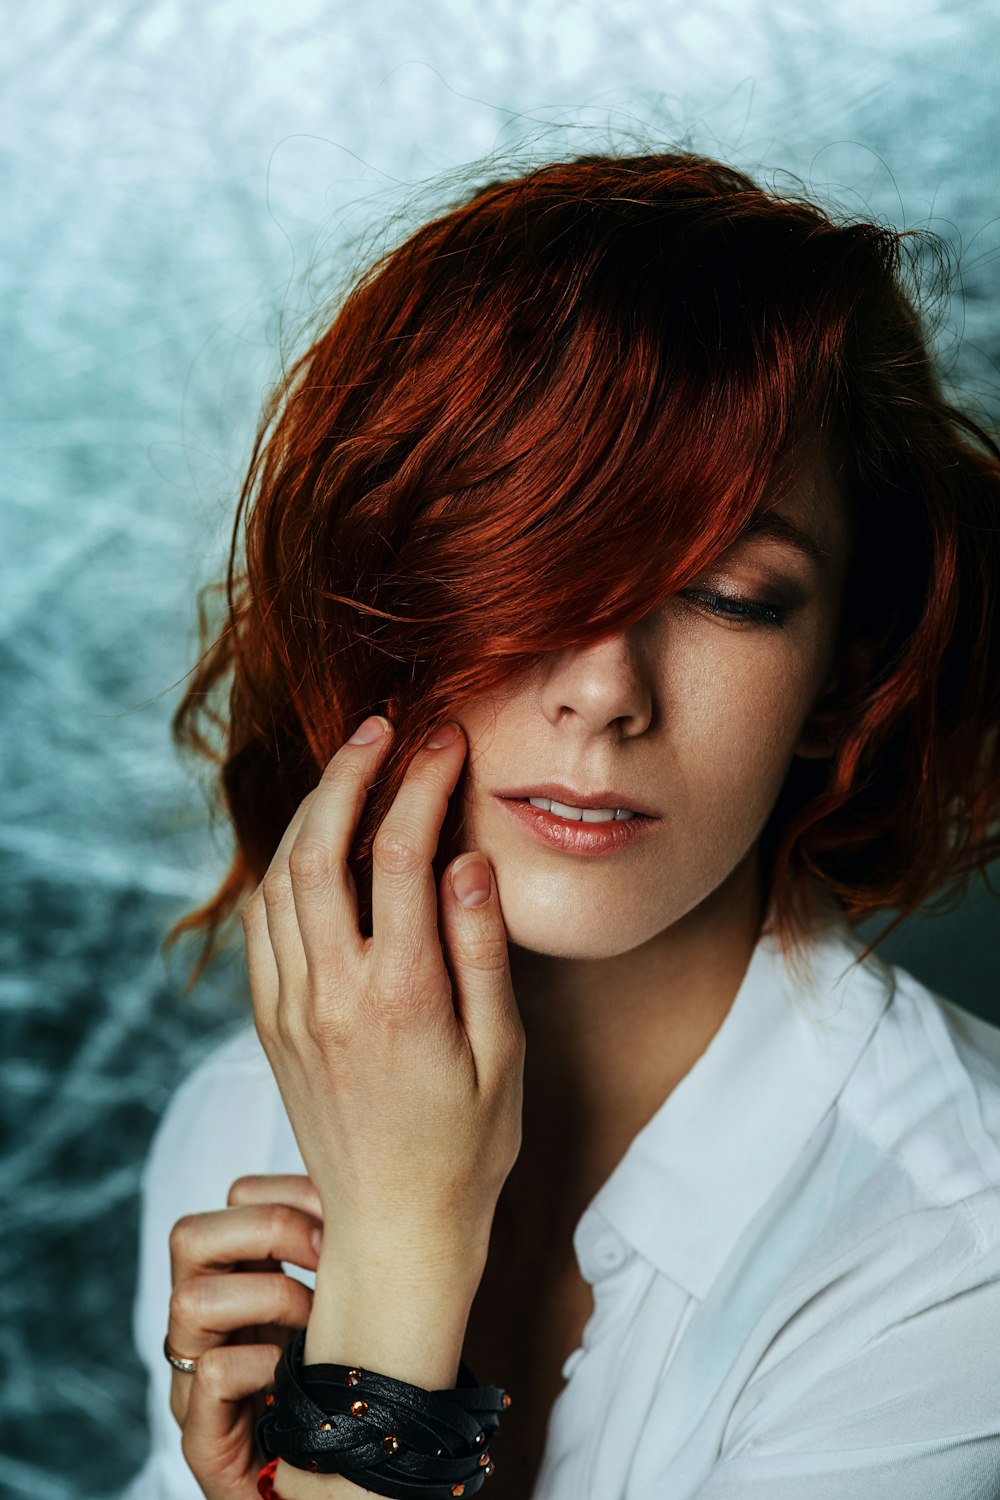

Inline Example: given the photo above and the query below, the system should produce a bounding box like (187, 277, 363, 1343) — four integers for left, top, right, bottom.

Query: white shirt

(122, 887, 1000, 1499)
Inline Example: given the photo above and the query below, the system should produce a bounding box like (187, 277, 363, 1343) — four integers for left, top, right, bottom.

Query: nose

(539, 628, 653, 738)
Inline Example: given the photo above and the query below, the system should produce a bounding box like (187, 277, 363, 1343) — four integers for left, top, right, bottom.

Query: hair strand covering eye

(161, 146, 1000, 994)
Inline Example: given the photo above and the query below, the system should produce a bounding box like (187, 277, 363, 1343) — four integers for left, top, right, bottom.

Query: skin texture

(169, 450, 855, 1497)
(457, 451, 855, 1240)
(175, 711, 527, 1497)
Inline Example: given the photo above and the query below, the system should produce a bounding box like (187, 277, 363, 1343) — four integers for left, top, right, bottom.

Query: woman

(124, 149, 1000, 1499)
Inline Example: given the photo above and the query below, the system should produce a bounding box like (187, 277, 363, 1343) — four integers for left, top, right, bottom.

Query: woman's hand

(241, 714, 526, 1283)
(167, 1173, 323, 1499)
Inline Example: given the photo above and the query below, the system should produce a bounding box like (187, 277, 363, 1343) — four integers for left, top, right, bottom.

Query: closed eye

(678, 589, 790, 628)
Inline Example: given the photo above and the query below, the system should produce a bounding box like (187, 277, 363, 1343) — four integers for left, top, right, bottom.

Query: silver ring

(164, 1334, 199, 1374)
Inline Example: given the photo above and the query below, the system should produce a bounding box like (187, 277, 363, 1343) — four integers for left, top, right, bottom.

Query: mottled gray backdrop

(4, 2, 999, 1496)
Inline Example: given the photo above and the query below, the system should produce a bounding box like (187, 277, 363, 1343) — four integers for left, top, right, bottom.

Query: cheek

(669, 636, 819, 815)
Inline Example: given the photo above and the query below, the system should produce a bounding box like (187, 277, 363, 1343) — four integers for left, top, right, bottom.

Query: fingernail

(347, 714, 390, 745)
(310, 1226, 324, 1255)
(451, 853, 492, 907)
(424, 719, 462, 749)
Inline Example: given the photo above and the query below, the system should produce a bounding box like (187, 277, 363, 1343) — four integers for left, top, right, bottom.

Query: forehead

(748, 448, 853, 575)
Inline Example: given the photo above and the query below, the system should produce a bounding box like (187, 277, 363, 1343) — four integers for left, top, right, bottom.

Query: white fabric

(121, 888, 1000, 1498)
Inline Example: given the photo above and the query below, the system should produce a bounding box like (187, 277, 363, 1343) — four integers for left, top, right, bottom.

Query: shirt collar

(584, 881, 895, 1300)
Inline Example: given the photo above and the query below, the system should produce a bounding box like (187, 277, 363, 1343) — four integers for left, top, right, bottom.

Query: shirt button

(593, 1231, 629, 1272)
(578, 1228, 630, 1282)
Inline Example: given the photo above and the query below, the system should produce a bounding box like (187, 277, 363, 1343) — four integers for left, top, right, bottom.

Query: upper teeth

(527, 797, 636, 822)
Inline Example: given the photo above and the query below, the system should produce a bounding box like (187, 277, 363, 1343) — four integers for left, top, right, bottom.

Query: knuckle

(261, 866, 294, 908)
(241, 890, 265, 928)
(274, 1272, 310, 1321)
(325, 750, 364, 783)
(169, 1213, 198, 1258)
(170, 1276, 206, 1327)
(262, 1201, 300, 1244)
(319, 754, 343, 783)
(288, 838, 335, 887)
(371, 826, 423, 878)
(226, 1175, 259, 1206)
(253, 1007, 275, 1055)
(367, 962, 440, 1025)
(462, 928, 511, 975)
(193, 1344, 228, 1397)
(366, 980, 408, 1024)
(500, 1016, 528, 1070)
(307, 951, 346, 996)
(298, 1002, 346, 1050)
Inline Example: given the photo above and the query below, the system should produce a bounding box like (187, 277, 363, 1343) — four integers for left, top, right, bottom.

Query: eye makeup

(674, 555, 813, 627)
(678, 589, 790, 627)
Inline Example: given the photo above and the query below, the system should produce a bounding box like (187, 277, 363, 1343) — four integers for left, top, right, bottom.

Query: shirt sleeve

(118, 1026, 280, 1500)
(689, 1244, 1000, 1500)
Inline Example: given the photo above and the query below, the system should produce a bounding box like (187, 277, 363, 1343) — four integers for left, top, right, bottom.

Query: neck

(494, 852, 767, 1242)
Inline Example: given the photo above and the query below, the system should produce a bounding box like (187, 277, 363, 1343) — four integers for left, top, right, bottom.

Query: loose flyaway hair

(164, 148, 1000, 992)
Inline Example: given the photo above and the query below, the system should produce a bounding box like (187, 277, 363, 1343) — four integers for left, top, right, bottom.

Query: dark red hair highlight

(163, 150, 1000, 991)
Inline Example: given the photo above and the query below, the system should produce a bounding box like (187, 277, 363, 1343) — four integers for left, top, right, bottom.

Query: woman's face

(452, 455, 854, 960)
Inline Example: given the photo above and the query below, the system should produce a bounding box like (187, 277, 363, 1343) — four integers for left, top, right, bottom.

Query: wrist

(316, 1211, 493, 1284)
(306, 1247, 484, 1390)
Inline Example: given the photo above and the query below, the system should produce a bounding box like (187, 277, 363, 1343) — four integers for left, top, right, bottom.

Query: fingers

(247, 709, 505, 1045)
(243, 714, 395, 1029)
(246, 788, 320, 1030)
(168, 1190, 320, 1395)
(167, 1183, 321, 1447)
(226, 1173, 324, 1221)
(168, 1269, 313, 1360)
(169, 1199, 322, 1287)
(368, 719, 469, 991)
(286, 714, 397, 973)
(180, 1341, 282, 1498)
(438, 853, 526, 1077)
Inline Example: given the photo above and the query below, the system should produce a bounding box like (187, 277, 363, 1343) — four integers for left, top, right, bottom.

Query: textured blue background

(4, 3, 999, 1496)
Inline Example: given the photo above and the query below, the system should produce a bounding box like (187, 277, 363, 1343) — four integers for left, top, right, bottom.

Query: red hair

(164, 149, 1000, 992)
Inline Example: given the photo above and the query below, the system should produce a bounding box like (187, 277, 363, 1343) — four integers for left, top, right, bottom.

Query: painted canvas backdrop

(3, 2, 999, 1496)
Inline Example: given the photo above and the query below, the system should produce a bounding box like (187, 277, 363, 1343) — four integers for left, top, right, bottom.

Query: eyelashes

(677, 589, 790, 628)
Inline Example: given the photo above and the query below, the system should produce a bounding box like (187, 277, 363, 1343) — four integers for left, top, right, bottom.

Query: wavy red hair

(163, 149, 1000, 992)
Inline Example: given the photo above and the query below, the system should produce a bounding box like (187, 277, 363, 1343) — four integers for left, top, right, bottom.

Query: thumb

(439, 852, 524, 1067)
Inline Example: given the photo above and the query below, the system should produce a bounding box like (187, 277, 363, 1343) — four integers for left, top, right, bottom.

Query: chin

(497, 888, 669, 962)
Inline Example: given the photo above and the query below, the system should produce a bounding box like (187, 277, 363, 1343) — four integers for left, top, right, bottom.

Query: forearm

(273, 1244, 487, 1499)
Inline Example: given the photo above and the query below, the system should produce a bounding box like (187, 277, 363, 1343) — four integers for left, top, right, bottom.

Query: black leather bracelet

(255, 1328, 511, 1498)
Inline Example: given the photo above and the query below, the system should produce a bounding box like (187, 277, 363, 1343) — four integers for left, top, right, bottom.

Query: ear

(793, 635, 877, 760)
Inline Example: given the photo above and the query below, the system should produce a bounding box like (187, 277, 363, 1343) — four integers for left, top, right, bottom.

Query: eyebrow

(736, 511, 833, 571)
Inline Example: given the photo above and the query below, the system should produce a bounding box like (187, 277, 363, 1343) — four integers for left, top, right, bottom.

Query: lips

(495, 781, 659, 817)
(497, 793, 659, 855)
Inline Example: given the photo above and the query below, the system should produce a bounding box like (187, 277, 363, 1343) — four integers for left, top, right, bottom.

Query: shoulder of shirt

(139, 1017, 279, 1204)
(126, 1019, 285, 1493)
(131, 1016, 284, 1337)
(830, 932, 1000, 1251)
(173, 1016, 272, 1089)
(715, 931, 1000, 1460)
